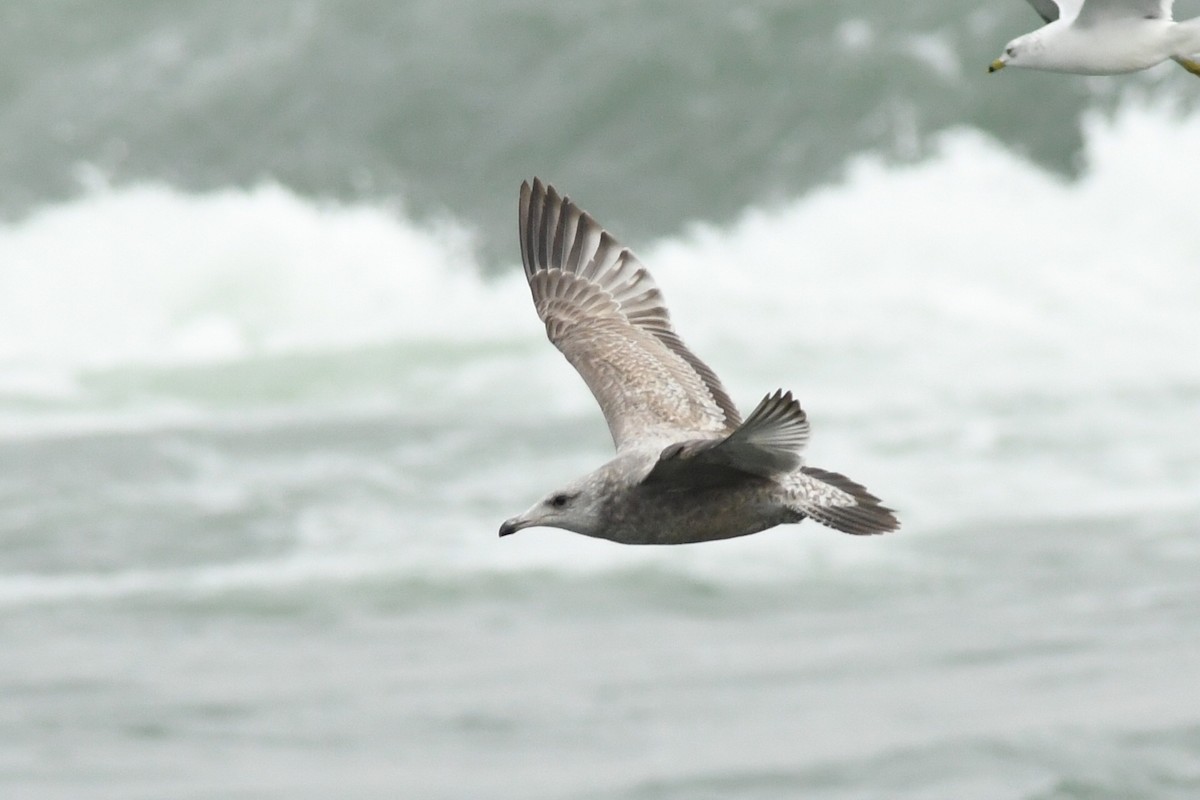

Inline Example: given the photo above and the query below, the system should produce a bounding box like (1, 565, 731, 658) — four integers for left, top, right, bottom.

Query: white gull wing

(1023, 0, 1069, 23)
(519, 179, 741, 453)
(1020, 1, 1171, 25)
(1075, 0, 1173, 25)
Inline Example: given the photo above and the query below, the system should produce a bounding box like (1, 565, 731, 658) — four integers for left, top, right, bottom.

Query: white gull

(990, 0, 1200, 77)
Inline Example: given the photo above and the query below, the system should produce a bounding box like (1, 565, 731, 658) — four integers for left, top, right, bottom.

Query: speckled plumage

(499, 179, 898, 545)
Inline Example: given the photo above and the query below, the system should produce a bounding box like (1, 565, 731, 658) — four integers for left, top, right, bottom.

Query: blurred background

(1, 2, 1198, 798)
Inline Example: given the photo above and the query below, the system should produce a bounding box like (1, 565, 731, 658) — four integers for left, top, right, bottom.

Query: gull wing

(519, 179, 740, 452)
(1074, 0, 1171, 25)
(1024, 0, 1065, 23)
(643, 390, 810, 487)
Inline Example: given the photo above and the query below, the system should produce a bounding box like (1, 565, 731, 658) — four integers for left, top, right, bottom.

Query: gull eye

(550, 493, 571, 508)
(1006, 47, 1016, 57)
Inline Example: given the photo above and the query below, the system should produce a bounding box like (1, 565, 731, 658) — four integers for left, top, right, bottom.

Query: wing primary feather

(550, 202, 569, 270)
(519, 181, 534, 279)
(562, 205, 586, 269)
(537, 185, 558, 274)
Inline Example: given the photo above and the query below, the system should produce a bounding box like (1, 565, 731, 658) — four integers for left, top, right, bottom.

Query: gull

(989, 0, 1200, 77)
(499, 179, 898, 545)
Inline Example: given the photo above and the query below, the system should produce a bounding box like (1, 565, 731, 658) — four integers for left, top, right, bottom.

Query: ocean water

(2, 2, 1199, 798)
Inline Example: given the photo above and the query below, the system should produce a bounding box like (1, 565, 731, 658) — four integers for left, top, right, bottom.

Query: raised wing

(1075, 0, 1172, 25)
(519, 179, 740, 452)
(1024, 0, 1065, 23)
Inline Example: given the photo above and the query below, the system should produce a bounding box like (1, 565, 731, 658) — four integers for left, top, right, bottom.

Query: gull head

(990, 32, 1042, 73)
(499, 473, 609, 539)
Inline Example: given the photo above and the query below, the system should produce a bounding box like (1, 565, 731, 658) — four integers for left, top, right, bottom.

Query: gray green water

(2, 2, 1199, 798)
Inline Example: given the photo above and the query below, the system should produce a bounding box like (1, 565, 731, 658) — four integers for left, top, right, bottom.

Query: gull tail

(1171, 18, 1200, 78)
(788, 467, 900, 536)
(1171, 55, 1200, 78)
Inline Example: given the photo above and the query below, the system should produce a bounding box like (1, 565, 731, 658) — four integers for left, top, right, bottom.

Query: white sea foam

(0, 183, 530, 372)
(647, 103, 1200, 400)
(0, 104, 1193, 397)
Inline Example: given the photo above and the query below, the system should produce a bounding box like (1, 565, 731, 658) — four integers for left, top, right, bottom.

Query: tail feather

(1171, 17, 1200, 77)
(790, 466, 899, 536)
(1172, 55, 1200, 77)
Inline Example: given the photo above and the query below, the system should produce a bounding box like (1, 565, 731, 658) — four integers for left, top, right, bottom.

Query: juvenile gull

(499, 179, 898, 545)
(989, 0, 1200, 77)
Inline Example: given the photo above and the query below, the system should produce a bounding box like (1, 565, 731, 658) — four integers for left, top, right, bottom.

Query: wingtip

(745, 388, 807, 430)
(524, 177, 560, 204)
(521, 177, 554, 205)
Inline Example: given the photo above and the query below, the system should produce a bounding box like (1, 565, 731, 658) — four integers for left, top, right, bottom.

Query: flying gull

(499, 179, 899, 545)
(989, 0, 1200, 77)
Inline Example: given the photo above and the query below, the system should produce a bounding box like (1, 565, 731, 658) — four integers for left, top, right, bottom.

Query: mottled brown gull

(989, 0, 1200, 77)
(499, 179, 898, 545)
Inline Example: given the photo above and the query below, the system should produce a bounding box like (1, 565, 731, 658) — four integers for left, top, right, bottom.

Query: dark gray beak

(498, 518, 522, 537)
